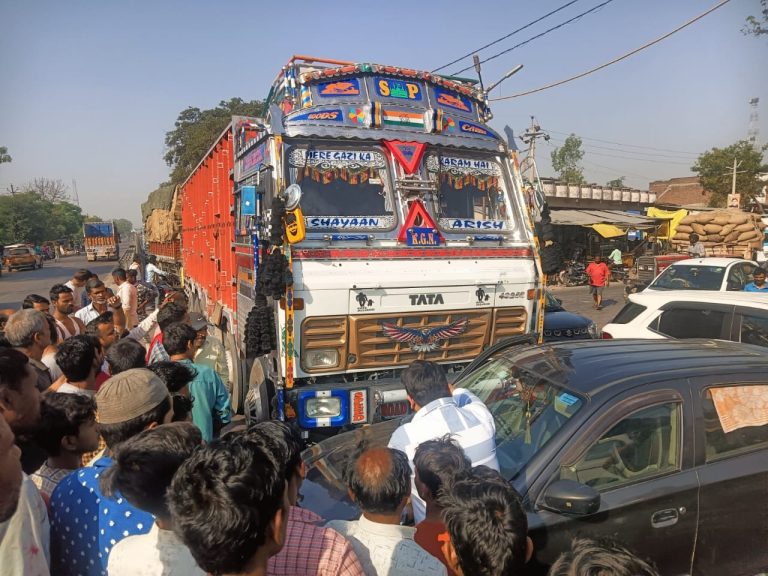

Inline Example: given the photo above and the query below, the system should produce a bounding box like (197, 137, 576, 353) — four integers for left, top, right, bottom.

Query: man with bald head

(327, 446, 446, 576)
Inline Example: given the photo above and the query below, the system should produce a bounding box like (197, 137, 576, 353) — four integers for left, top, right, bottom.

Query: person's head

(346, 446, 410, 518)
(126, 269, 138, 285)
(111, 267, 127, 285)
(55, 335, 101, 383)
(440, 476, 532, 576)
(245, 421, 304, 505)
(414, 435, 471, 510)
(71, 268, 91, 287)
(163, 322, 198, 358)
(0, 348, 41, 433)
(50, 284, 76, 315)
(3, 309, 51, 354)
(148, 255, 158, 265)
(548, 537, 660, 576)
(45, 314, 59, 347)
(22, 294, 50, 313)
(85, 278, 108, 306)
(35, 392, 99, 458)
(0, 416, 22, 523)
(169, 432, 289, 574)
(157, 302, 188, 332)
(753, 267, 766, 286)
(95, 368, 173, 449)
(690, 233, 700, 244)
(85, 312, 118, 351)
(594, 254, 602, 263)
(401, 360, 451, 410)
(132, 255, 141, 265)
(148, 361, 196, 422)
(105, 338, 147, 375)
(188, 313, 208, 347)
(101, 422, 202, 522)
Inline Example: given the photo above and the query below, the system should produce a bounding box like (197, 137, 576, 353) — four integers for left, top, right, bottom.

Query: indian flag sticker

(381, 109, 425, 128)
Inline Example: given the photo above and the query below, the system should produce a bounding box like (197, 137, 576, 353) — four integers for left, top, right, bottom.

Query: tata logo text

(409, 293, 444, 305)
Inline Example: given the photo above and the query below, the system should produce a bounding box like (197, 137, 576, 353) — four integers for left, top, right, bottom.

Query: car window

(702, 385, 768, 462)
(726, 264, 755, 291)
(651, 265, 726, 290)
(652, 307, 729, 339)
(739, 314, 768, 348)
(559, 402, 681, 491)
(610, 302, 647, 324)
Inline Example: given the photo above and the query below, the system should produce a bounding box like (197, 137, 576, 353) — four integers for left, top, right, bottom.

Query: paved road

(549, 282, 626, 333)
(0, 255, 120, 310)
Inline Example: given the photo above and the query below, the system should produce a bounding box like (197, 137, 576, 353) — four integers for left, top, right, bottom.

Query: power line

(547, 129, 700, 156)
(578, 149, 693, 165)
(547, 135, 698, 160)
(490, 0, 732, 100)
(431, 0, 582, 73)
(452, 0, 616, 75)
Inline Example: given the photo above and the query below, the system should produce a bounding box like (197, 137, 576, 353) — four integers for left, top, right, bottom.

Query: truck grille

(636, 256, 657, 284)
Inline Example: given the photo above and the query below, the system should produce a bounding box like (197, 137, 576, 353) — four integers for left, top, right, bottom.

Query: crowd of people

(0, 267, 662, 575)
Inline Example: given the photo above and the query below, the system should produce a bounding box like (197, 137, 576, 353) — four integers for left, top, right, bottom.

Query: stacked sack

(671, 210, 766, 254)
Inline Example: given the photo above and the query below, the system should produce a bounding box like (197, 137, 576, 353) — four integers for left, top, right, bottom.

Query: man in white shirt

(388, 360, 498, 523)
(129, 255, 143, 282)
(74, 279, 125, 330)
(327, 447, 446, 576)
(54, 335, 101, 397)
(112, 267, 138, 328)
(145, 256, 168, 284)
(64, 268, 91, 312)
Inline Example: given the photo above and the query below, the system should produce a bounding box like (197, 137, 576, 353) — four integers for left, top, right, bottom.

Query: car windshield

(456, 353, 583, 479)
(7, 248, 29, 256)
(650, 265, 725, 290)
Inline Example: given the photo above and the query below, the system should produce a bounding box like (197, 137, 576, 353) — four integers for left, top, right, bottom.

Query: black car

(543, 290, 596, 341)
(301, 338, 768, 575)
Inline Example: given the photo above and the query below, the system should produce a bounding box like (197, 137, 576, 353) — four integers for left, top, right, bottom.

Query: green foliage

(0, 146, 11, 164)
(551, 134, 586, 184)
(691, 140, 768, 207)
(114, 218, 133, 237)
(164, 98, 266, 185)
(605, 177, 626, 188)
(0, 192, 84, 245)
(743, 0, 767, 36)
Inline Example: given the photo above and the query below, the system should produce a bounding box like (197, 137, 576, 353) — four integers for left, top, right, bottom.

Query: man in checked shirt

(247, 421, 366, 576)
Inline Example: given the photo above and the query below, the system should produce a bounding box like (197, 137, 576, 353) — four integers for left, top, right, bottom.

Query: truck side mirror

(540, 479, 600, 516)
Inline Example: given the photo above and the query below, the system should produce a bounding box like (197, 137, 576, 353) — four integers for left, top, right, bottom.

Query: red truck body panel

(180, 128, 237, 316)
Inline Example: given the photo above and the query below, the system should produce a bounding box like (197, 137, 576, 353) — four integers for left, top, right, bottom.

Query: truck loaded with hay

(140, 183, 182, 276)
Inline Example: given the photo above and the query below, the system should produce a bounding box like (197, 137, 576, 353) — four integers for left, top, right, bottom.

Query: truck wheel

(223, 331, 243, 414)
(244, 357, 273, 426)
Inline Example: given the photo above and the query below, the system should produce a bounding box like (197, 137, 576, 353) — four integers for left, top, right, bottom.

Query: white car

(602, 291, 768, 347)
(644, 257, 758, 292)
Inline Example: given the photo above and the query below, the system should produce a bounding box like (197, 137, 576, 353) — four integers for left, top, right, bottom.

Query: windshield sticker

(474, 287, 491, 306)
(289, 149, 387, 170)
(439, 218, 505, 231)
(305, 216, 395, 229)
(242, 144, 266, 173)
(459, 121, 494, 138)
(426, 155, 501, 176)
(318, 78, 361, 97)
(288, 109, 343, 123)
(434, 87, 473, 113)
(375, 77, 422, 100)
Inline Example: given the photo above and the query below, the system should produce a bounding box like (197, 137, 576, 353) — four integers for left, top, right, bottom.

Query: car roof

(506, 338, 768, 397)
(665, 257, 757, 267)
(630, 290, 768, 307)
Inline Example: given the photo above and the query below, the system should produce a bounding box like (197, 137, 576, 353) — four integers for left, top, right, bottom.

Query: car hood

(543, 310, 594, 341)
(300, 417, 404, 520)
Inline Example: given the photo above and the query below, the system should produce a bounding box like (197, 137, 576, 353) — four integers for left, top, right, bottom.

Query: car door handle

(651, 508, 679, 528)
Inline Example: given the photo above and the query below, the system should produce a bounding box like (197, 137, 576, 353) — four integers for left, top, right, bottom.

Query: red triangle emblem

(383, 140, 426, 174)
(397, 199, 443, 244)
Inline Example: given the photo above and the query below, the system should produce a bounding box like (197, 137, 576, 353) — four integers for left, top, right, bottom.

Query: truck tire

(244, 356, 273, 426)
(223, 331, 244, 414)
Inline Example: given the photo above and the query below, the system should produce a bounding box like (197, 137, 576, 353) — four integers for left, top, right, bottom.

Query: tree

(691, 140, 768, 207)
(606, 177, 626, 188)
(743, 0, 767, 36)
(114, 218, 133, 237)
(0, 146, 11, 164)
(164, 98, 266, 185)
(551, 134, 586, 184)
(20, 177, 70, 203)
(0, 192, 84, 245)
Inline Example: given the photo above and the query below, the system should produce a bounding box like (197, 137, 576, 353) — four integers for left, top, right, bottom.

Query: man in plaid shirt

(247, 421, 366, 576)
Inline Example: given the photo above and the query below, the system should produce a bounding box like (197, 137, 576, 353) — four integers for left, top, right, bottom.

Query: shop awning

(550, 209, 658, 228)
(590, 223, 627, 238)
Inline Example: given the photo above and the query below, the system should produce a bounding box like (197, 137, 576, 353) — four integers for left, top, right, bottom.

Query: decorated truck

(83, 221, 119, 261)
(177, 56, 542, 438)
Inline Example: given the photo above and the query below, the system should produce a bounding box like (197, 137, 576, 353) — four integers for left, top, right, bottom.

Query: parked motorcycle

(558, 261, 589, 287)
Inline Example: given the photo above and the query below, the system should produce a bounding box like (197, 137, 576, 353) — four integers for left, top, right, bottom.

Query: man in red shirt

(586, 255, 610, 310)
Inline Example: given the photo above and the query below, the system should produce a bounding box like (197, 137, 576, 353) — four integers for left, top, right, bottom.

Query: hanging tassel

(524, 406, 532, 444)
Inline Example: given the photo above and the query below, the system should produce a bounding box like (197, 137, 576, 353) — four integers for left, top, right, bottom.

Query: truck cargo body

(83, 221, 119, 261)
(178, 57, 541, 437)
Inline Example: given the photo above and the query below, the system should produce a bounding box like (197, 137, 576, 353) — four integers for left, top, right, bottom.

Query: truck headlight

(588, 322, 597, 339)
(304, 349, 339, 369)
(305, 397, 342, 418)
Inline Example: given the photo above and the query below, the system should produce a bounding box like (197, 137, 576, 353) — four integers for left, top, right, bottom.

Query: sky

(1, 0, 766, 226)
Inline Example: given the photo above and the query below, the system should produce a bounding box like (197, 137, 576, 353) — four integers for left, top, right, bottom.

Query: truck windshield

(650, 265, 726, 290)
(455, 355, 582, 479)
(425, 153, 510, 232)
(288, 147, 394, 229)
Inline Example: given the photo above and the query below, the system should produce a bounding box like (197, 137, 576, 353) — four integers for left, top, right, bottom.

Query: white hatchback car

(644, 257, 758, 292)
(602, 291, 768, 347)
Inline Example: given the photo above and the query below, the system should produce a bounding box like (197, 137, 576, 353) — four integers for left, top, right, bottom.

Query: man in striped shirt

(388, 360, 498, 523)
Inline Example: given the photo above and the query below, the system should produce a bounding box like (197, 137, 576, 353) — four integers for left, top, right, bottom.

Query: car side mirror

(540, 479, 600, 516)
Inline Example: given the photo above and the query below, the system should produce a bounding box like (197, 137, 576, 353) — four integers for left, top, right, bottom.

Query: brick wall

(649, 176, 712, 206)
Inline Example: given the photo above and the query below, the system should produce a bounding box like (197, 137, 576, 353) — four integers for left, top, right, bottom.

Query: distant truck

(83, 221, 119, 261)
